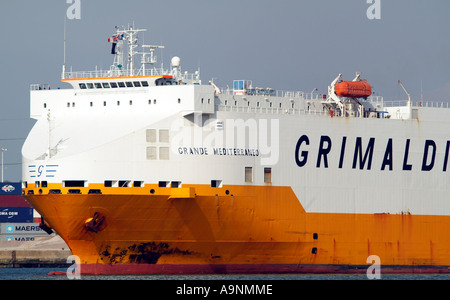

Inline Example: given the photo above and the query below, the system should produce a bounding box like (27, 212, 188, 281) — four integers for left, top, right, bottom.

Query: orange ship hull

(24, 184, 450, 275)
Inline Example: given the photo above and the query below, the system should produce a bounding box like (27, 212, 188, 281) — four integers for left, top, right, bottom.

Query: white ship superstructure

(22, 25, 450, 275)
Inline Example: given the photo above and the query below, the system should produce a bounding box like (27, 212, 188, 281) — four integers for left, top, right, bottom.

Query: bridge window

(126, 82, 133, 87)
(133, 81, 141, 87)
(118, 82, 126, 88)
(95, 83, 102, 88)
(141, 81, 149, 87)
(87, 83, 94, 89)
(102, 82, 110, 88)
(79, 83, 87, 89)
(110, 82, 118, 88)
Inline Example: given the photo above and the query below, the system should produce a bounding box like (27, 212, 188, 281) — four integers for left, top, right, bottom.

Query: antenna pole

(62, 16, 67, 79)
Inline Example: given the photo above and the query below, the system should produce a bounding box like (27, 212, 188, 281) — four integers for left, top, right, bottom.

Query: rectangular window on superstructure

(159, 130, 169, 143)
(118, 82, 126, 88)
(146, 129, 156, 143)
(110, 82, 118, 88)
(87, 83, 94, 89)
(141, 81, 149, 87)
(126, 82, 133, 87)
(264, 168, 272, 184)
(95, 83, 102, 89)
(79, 83, 87, 89)
(133, 81, 141, 87)
(146, 147, 157, 160)
(102, 82, 110, 88)
(245, 167, 253, 183)
(159, 147, 169, 160)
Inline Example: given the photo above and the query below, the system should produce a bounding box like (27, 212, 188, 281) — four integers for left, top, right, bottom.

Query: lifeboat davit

(335, 80, 372, 98)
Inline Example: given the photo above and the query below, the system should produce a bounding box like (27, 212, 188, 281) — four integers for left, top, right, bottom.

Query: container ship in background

(22, 25, 450, 275)
(0, 182, 50, 241)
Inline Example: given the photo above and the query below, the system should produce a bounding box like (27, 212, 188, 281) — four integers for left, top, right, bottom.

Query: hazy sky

(1, 0, 450, 181)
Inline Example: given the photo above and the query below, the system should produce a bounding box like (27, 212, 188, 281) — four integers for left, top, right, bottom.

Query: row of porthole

(43, 98, 183, 109)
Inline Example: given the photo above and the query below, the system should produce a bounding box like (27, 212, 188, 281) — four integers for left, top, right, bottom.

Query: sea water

(0, 268, 449, 280)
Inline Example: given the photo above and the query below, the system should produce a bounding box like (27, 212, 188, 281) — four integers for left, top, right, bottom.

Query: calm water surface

(0, 268, 449, 280)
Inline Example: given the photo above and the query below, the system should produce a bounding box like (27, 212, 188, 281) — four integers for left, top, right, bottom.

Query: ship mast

(110, 24, 147, 76)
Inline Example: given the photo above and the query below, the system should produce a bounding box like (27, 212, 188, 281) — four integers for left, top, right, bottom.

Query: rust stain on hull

(99, 242, 193, 265)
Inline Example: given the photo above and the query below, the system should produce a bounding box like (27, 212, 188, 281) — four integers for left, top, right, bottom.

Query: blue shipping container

(0, 182, 22, 196)
(0, 207, 33, 223)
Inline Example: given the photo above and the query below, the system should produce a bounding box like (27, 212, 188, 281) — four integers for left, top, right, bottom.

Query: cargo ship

(22, 25, 450, 275)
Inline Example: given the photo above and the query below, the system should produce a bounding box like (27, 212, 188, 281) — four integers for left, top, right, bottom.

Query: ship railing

(383, 100, 450, 109)
(413, 101, 450, 108)
(383, 100, 409, 107)
(30, 84, 50, 91)
(218, 88, 325, 100)
(62, 68, 169, 79)
(62, 68, 201, 82)
(217, 105, 327, 116)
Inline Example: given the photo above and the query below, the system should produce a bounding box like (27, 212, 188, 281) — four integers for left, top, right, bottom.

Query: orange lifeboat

(335, 80, 372, 98)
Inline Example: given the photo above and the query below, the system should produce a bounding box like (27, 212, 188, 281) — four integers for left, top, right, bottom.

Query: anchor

(84, 212, 105, 233)
(39, 217, 54, 235)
